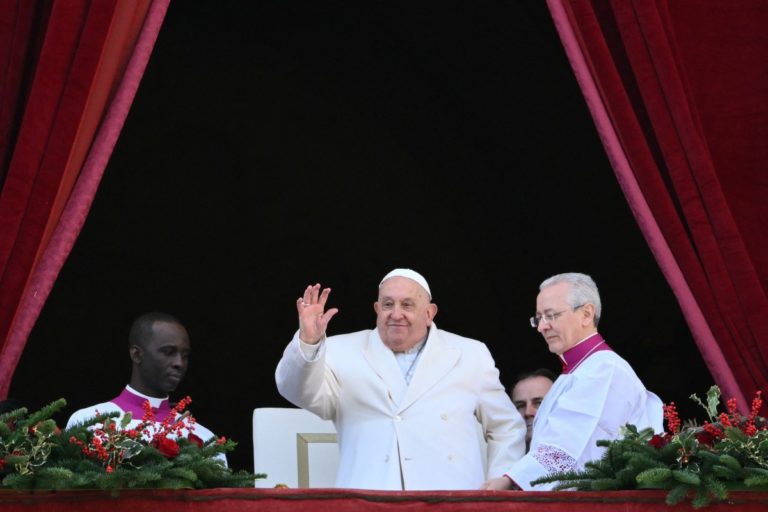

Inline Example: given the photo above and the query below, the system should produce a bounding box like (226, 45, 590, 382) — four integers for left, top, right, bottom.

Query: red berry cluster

(68, 396, 208, 472)
(663, 402, 681, 435)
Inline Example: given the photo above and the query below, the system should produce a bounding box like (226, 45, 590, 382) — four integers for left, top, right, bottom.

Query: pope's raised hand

(296, 283, 338, 344)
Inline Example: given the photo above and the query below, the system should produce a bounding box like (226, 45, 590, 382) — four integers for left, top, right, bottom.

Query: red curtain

(0, 0, 170, 397)
(547, 0, 768, 410)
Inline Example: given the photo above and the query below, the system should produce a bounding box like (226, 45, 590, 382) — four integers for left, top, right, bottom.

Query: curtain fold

(0, 0, 170, 397)
(547, 0, 768, 410)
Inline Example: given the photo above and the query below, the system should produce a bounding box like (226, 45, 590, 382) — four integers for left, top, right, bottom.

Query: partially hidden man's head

(511, 368, 556, 447)
(128, 312, 191, 398)
(534, 272, 601, 356)
(374, 268, 437, 352)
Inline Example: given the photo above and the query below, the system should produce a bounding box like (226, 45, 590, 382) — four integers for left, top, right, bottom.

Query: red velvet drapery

(547, 0, 768, 410)
(0, 0, 170, 397)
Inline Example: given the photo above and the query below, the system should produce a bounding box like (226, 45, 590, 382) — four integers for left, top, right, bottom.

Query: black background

(10, 2, 713, 472)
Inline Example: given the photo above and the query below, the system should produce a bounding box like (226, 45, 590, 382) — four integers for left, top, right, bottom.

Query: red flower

(696, 431, 716, 446)
(152, 436, 181, 458)
(649, 434, 668, 449)
(188, 433, 204, 448)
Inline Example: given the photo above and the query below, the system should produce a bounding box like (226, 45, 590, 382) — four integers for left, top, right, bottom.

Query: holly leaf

(706, 386, 722, 420)
(120, 412, 134, 430)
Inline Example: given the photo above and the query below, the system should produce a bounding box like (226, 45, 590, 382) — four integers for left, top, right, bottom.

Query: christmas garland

(0, 397, 265, 489)
(531, 386, 768, 508)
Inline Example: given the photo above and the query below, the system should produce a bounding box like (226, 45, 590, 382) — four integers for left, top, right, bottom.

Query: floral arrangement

(531, 386, 768, 508)
(0, 398, 264, 489)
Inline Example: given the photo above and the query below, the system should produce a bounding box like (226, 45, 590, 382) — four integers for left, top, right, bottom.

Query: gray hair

(540, 273, 601, 327)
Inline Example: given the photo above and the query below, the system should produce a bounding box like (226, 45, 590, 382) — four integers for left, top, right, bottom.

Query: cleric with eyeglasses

(482, 272, 664, 491)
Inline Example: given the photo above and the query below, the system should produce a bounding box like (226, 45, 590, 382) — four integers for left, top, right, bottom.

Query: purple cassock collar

(559, 332, 612, 374)
(111, 386, 172, 420)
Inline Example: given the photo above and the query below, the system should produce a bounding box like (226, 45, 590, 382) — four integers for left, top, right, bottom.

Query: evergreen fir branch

(614, 467, 641, 487)
(691, 485, 713, 509)
(696, 450, 720, 464)
(702, 475, 727, 501)
(547, 479, 594, 491)
(2, 473, 34, 489)
(672, 469, 701, 486)
(743, 466, 768, 476)
(589, 478, 622, 490)
(0, 407, 28, 425)
(530, 469, 591, 487)
(155, 477, 193, 489)
(716, 453, 742, 472)
(666, 483, 692, 505)
(636, 467, 672, 485)
(68, 469, 104, 488)
(62, 411, 121, 431)
(24, 399, 67, 426)
(163, 467, 199, 483)
(621, 444, 660, 462)
(0, 397, 264, 490)
(124, 470, 163, 488)
(710, 464, 739, 480)
(582, 460, 614, 478)
(744, 474, 768, 487)
(626, 453, 667, 471)
(658, 442, 679, 462)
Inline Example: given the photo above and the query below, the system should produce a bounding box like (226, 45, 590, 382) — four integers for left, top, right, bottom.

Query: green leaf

(120, 412, 134, 429)
(706, 386, 722, 421)
(116, 439, 144, 460)
(724, 426, 748, 443)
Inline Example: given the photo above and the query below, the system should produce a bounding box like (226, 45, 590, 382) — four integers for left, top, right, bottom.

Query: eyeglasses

(529, 304, 584, 328)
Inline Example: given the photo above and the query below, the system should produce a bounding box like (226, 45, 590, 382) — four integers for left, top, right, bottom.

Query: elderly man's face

(535, 282, 593, 355)
(374, 277, 437, 352)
